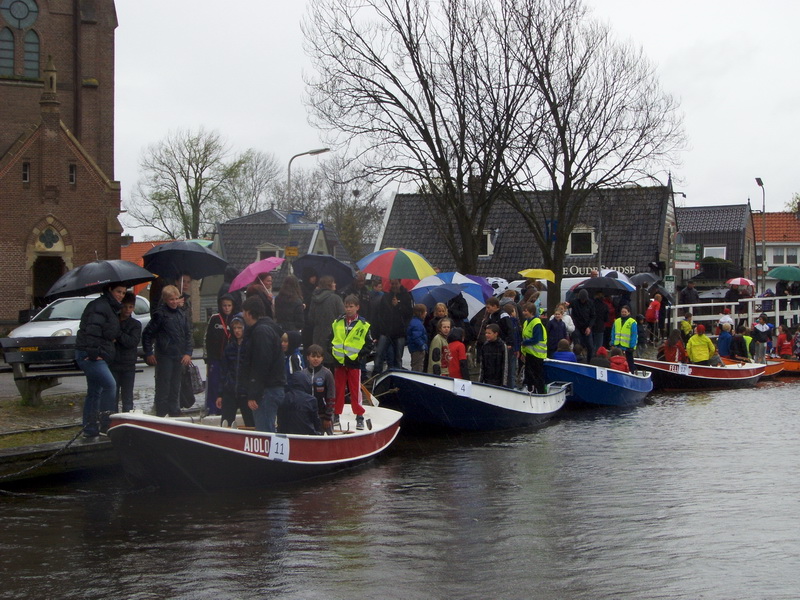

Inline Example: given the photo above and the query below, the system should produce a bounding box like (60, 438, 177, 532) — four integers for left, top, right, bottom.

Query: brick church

(0, 0, 121, 324)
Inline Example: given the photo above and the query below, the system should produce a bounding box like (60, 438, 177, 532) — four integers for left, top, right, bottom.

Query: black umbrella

(630, 272, 659, 287)
(142, 240, 228, 280)
(293, 253, 355, 289)
(571, 276, 636, 295)
(648, 283, 674, 304)
(45, 260, 155, 301)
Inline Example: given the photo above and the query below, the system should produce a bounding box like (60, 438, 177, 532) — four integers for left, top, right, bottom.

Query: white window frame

(703, 246, 726, 260)
(256, 242, 284, 261)
(567, 228, 596, 256)
(478, 229, 495, 258)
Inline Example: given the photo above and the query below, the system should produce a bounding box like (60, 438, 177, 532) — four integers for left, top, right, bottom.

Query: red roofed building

(753, 211, 800, 288)
(120, 239, 173, 295)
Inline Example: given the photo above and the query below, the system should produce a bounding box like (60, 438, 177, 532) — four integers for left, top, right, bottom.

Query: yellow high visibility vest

(522, 317, 547, 358)
(613, 317, 636, 349)
(331, 318, 370, 365)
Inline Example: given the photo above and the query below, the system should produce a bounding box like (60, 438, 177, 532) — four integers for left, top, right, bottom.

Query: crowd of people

(75, 264, 798, 439)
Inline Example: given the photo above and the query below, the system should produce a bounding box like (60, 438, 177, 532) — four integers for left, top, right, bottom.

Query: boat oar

(361, 384, 399, 407)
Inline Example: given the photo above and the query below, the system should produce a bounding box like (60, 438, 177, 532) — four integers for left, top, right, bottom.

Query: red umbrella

(726, 277, 754, 287)
(230, 257, 285, 292)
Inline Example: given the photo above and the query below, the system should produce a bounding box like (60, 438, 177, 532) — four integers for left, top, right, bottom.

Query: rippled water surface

(2, 381, 799, 599)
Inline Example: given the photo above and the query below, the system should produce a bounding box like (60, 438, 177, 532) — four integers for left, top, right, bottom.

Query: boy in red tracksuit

(330, 295, 374, 430)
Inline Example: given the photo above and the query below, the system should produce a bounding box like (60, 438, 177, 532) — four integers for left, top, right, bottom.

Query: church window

(0, 0, 39, 29)
(0, 27, 12, 75)
(22, 28, 36, 77)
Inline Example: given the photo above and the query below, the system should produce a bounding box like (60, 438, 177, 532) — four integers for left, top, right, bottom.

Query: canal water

(1, 380, 798, 599)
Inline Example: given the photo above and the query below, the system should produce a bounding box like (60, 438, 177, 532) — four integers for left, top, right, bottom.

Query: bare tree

(318, 156, 386, 260)
(126, 128, 241, 239)
(303, 0, 539, 274)
(504, 0, 685, 307)
(269, 167, 327, 218)
(218, 149, 281, 220)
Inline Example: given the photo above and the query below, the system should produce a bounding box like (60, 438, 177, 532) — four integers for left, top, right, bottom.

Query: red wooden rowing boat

(634, 358, 764, 391)
(721, 357, 784, 378)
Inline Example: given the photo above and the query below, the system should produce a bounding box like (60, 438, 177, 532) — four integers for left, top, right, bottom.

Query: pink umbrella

(230, 257, 285, 292)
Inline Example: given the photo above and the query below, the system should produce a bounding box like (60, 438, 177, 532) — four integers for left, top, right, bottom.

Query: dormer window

(567, 227, 596, 256)
(479, 229, 495, 257)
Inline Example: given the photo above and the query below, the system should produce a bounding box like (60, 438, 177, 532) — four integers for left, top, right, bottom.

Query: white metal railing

(667, 295, 800, 332)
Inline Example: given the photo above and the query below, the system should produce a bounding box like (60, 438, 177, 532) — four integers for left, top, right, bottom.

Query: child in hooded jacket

(216, 315, 254, 427)
(608, 347, 630, 373)
(447, 327, 468, 379)
(282, 330, 306, 381)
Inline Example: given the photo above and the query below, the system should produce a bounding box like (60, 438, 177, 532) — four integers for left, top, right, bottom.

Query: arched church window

(0, 27, 12, 75)
(22, 27, 36, 77)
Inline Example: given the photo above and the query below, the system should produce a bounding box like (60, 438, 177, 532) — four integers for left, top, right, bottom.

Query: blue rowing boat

(543, 359, 653, 407)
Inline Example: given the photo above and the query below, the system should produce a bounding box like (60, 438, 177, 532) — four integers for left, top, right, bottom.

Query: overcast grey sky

(115, 1, 800, 239)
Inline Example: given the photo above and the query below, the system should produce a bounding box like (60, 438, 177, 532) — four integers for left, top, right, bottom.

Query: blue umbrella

(412, 274, 487, 319)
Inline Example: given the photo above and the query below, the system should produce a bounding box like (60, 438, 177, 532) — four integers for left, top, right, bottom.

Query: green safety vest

(331, 318, 370, 365)
(522, 317, 547, 358)
(613, 317, 636, 349)
(743, 335, 753, 361)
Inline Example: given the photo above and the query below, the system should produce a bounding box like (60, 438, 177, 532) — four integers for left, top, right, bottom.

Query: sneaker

(356, 415, 365, 430)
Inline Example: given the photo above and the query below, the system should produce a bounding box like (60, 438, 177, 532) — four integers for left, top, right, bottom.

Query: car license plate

(20, 346, 39, 352)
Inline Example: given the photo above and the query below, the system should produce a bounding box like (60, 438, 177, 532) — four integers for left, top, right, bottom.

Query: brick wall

(0, 1, 120, 323)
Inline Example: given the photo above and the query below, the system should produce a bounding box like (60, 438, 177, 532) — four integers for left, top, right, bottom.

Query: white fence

(667, 295, 800, 332)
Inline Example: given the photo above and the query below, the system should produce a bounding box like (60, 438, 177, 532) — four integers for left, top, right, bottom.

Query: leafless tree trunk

(504, 0, 685, 308)
(218, 149, 282, 220)
(303, 0, 539, 274)
(126, 128, 241, 239)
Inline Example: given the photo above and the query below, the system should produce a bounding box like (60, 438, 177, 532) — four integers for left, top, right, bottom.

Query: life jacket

(613, 317, 636, 349)
(743, 335, 753, 361)
(331, 317, 370, 365)
(521, 317, 547, 358)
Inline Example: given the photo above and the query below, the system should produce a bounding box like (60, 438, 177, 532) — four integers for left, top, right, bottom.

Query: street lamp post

(287, 147, 330, 207)
(756, 177, 766, 293)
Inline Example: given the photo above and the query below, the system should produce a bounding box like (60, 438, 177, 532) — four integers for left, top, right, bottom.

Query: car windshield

(34, 298, 90, 321)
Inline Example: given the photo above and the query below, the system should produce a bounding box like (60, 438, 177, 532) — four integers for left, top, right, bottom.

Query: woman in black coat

(275, 274, 305, 333)
(75, 283, 127, 437)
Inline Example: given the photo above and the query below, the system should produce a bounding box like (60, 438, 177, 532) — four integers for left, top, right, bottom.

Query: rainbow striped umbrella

(356, 248, 436, 286)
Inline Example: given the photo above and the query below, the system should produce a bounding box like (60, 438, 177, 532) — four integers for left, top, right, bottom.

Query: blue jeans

(373, 335, 406, 373)
(154, 355, 183, 417)
(76, 350, 117, 435)
(253, 386, 285, 433)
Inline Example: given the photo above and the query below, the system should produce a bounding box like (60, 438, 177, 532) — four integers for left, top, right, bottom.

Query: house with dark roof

(198, 209, 353, 317)
(376, 186, 676, 286)
(674, 203, 757, 285)
(753, 211, 800, 288)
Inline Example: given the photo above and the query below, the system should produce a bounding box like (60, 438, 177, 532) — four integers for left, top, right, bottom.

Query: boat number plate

(243, 435, 290, 461)
(669, 363, 691, 376)
(269, 435, 290, 461)
(596, 368, 608, 382)
(453, 379, 472, 397)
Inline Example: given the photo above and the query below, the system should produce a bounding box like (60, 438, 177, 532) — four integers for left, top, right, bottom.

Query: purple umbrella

(465, 274, 494, 300)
